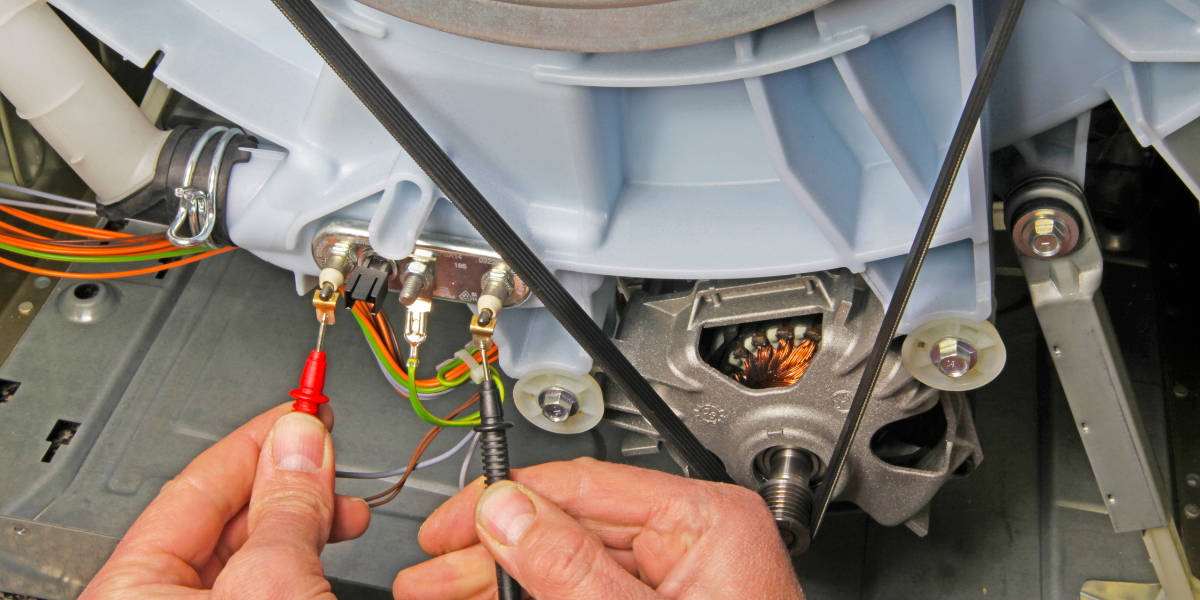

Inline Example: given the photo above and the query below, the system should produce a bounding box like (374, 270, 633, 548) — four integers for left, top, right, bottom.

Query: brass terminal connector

(313, 285, 340, 325)
(470, 313, 497, 351)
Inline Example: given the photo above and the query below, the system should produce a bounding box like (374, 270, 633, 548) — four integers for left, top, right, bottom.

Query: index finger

(95, 403, 332, 589)
(418, 457, 741, 556)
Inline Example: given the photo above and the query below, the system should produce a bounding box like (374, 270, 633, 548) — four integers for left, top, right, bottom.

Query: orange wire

(0, 205, 128, 239)
(0, 219, 51, 240)
(0, 234, 178, 256)
(352, 300, 498, 386)
(0, 247, 235, 279)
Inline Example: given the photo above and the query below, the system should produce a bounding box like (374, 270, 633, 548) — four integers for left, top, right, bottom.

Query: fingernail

(272, 412, 326, 472)
(477, 482, 536, 547)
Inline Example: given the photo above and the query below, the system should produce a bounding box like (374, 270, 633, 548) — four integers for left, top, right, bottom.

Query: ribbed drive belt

(271, 0, 733, 484)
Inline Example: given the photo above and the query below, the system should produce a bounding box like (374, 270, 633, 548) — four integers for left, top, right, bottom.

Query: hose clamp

(167, 126, 243, 248)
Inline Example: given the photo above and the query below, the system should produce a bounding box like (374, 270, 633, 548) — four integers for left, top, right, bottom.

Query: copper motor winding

(731, 323, 822, 389)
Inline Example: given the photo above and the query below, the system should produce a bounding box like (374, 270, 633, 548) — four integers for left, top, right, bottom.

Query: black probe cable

(474, 373, 522, 600)
(270, 0, 732, 485)
(809, 0, 1027, 537)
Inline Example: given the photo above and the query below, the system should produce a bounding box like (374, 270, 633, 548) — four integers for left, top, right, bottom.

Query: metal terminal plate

(311, 220, 532, 307)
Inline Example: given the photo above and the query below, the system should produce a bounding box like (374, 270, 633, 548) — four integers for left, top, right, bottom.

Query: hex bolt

(930, 337, 978, 378)
(1006, 177, 1083, 259)
(537, 387, 579, 423)
(1185, 504, 1200, 519)
(397, 260, 432, 307)
(756, 447, 815, 556)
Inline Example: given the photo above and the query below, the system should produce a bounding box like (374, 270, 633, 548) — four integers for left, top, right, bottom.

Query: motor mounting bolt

(537, 387, 579, 423)
(930, 337, 978, 378)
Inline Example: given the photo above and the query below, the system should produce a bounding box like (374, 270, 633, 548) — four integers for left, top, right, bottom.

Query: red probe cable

(291, 317, 331, 414)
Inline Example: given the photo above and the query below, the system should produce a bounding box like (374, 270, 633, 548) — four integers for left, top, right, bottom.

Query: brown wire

(733, 324, 821, 389)
(364, 391, 481, 508)
(373, 309, 403, 363)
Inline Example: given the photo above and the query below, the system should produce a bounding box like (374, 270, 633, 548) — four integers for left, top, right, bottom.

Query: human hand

(80, 403, 371, 599)
(394, 457, 804, 599)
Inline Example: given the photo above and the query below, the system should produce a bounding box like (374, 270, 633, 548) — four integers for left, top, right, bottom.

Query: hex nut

(537, 387, 579, 423)
(930, 337, 978, 378)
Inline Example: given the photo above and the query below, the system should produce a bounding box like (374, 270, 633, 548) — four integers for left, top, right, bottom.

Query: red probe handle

(290, 350, 330, 415)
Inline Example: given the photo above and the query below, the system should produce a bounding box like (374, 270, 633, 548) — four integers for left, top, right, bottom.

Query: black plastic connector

(343, 255, 393, 315)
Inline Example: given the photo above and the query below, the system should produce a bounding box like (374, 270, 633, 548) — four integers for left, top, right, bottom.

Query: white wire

(1, 197, 95, 216)
(336, 430, 476, 479)
(0, 182, 95, 207)
(459, 432, 482, 490)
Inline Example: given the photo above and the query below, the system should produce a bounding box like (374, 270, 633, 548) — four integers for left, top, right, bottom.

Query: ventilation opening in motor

(869, 401, 948, 469)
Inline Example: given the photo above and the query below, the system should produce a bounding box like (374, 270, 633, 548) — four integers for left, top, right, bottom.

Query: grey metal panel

(0, 260, 198, 519)
(1021, 205, 1170, 532)
(0, 516, 119, 600)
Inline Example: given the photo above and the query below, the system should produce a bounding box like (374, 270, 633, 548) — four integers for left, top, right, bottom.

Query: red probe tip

(290, 349, 329, 415)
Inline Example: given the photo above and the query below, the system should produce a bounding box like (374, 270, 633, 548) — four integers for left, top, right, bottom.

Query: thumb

(475, 481, 657, 600)
(213, 412, 336, 600)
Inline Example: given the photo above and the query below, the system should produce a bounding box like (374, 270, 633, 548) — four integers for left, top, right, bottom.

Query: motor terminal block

(344, 254, 394, 315)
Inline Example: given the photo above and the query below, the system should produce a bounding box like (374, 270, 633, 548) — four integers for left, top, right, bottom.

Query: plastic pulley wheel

(901, 318, 1006, 391)
(513, 368, 603, 434)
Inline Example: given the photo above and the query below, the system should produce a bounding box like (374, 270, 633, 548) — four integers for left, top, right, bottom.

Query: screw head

(17, 301, 33, 316)
(1186, 473, 1200, 488)
(1173, 383, 1189, 399)
(13, 526, 27, 536)
(537, 387, 579, 423)
(1012, 207, 1079, 259)
(930, 337, 978, 378)
(1185, 504, 1200, 519)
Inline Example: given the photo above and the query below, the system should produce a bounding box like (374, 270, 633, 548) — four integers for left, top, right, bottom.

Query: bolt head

(1012, 207, 1079, 259)
(1185, 504, 1200, 519)
(930, 337, 978, 378)
(1186, 473, 1200, 488)
(538, 387, 579, 423)
(17, 301, 33, 316)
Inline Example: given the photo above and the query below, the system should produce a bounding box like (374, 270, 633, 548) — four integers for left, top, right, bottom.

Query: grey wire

(0, 197, 95, 216)
(459, 432, 482, 490)
(335, 430, 476, 479)
(0, 182, 94, 208)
